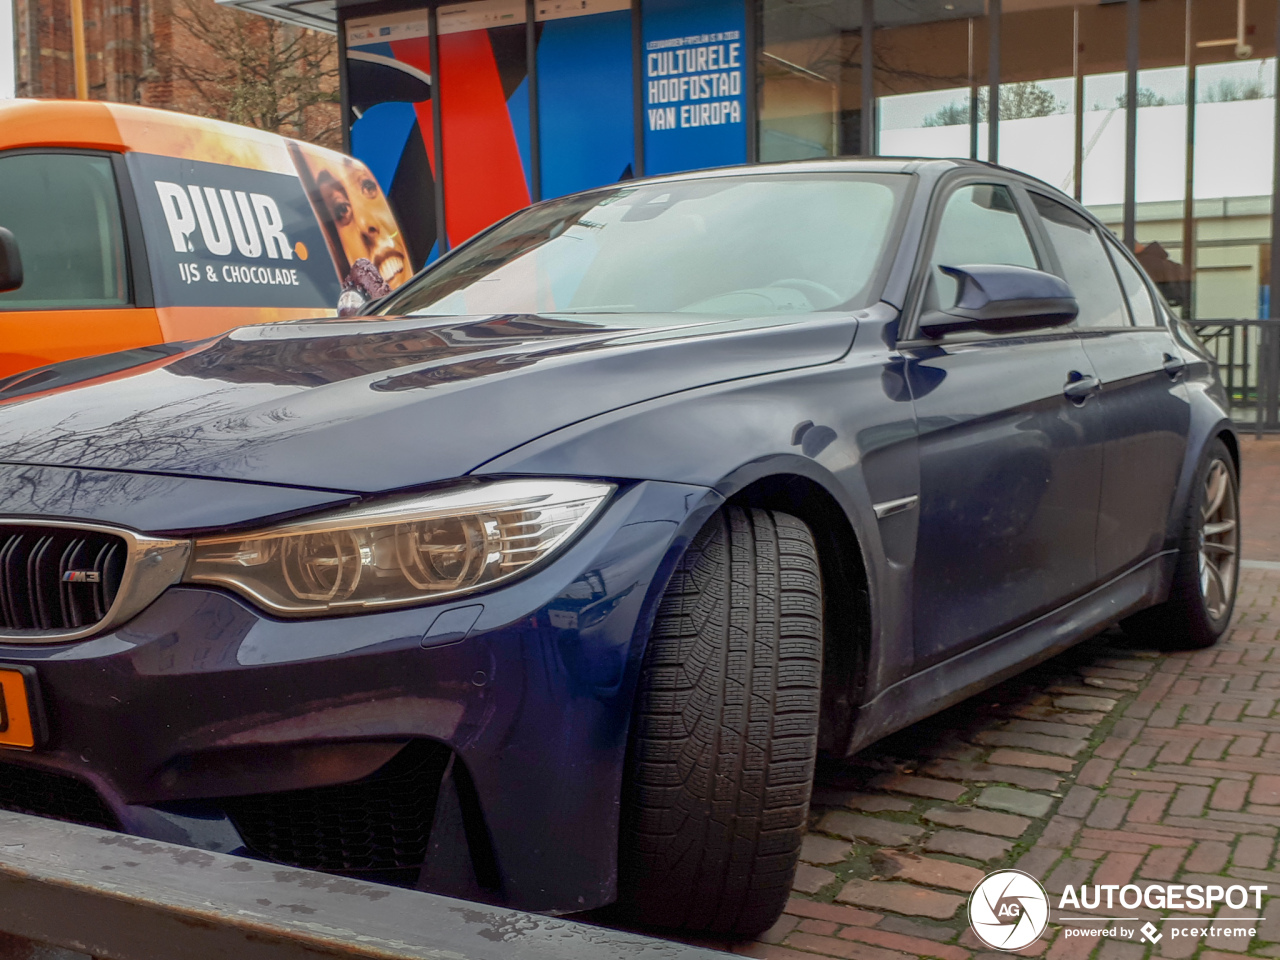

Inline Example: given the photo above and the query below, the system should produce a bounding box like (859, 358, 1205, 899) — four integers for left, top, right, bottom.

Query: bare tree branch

(160, 0, 341, 147)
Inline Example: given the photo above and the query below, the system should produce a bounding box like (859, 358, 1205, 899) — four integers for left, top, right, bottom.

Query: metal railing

(1189, 319, 1280, 436)
(0, 809, 729, 960)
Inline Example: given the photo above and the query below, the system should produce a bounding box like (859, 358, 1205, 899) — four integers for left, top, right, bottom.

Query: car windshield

(375, 172, 909, 318)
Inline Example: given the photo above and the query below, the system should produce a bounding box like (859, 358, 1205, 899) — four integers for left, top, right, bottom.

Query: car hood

(0, 311, 858, 494)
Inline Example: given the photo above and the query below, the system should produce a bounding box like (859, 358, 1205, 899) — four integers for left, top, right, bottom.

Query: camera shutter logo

(969, 869, 1050, 951)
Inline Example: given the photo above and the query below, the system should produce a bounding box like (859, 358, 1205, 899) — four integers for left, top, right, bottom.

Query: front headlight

(184, 479, 614, 616)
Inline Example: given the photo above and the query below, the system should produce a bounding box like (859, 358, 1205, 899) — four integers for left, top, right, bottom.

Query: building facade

(11, 0, 340, 144)
(13, 0, 151, 102)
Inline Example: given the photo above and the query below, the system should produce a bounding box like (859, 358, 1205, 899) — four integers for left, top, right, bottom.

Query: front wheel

(1123, 437, 1240, 649)
(617, 506, 823, 937)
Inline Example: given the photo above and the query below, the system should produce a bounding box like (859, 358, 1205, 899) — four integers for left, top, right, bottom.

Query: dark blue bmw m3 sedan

(0, 159, 1241, 937)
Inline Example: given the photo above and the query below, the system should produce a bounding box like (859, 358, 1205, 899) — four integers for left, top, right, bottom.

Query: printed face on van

(301, 152, 410, 298)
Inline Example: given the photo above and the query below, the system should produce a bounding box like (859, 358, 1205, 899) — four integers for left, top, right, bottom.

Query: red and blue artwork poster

(345, 0, 532, 262)
(435, 0, 532, 244)
(345, 9, 438, 265)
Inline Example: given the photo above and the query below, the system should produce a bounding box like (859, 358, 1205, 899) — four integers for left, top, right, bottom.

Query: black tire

(1122, 437, 1240, 650)
(617, 505, 823, 938)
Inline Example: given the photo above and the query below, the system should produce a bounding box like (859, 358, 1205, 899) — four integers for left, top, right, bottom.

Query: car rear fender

(1167, 377, 1236, 559)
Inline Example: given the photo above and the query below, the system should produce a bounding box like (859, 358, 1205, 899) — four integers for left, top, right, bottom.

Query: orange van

(0, 100, 411, 379)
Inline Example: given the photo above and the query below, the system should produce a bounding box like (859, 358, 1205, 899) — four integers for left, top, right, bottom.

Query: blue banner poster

(536, 0, 634, 199)
(641, 0, 748, 176)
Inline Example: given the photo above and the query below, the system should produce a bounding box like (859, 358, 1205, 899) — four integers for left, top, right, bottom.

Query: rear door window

(1105, 237, 1160, 327)
(0, 153, 129, 309)
(1028, 192, 1129, 328)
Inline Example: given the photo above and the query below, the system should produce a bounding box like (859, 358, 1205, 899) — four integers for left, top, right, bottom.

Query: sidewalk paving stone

(870, 774, 969, 802)
(872, 850, 985, 892)
(819, 812, 925, 846)
(803, 835, 857, 865)
(974, 786, 1053, 818)
(836, 880, 966, 920)
(837, 925, 971, 960)
(986, 749, 1077, 772)
(923, 829, 1013, 862)
(794, 863, 839, 894)
(921, 805, 1033, 838)
(1054, 696, 1118, 712)
(922, 759, 1061, 792)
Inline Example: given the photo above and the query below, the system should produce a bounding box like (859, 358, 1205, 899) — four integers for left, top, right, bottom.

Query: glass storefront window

(991, 75, 1075, 185)
(878, 82, 974, 159)
(1133, 65, 1189, 212)
(1080, 70, 1126, 210)
(876, 11, 984, 160)
(1193, 56, 1277, 322)
(995, 1, 1076, 188)
(760, 0, 844, 161)
(1126, 0, 1191, 320)
(536, 1, 635, 200)
(1075, 0, 1128, 218)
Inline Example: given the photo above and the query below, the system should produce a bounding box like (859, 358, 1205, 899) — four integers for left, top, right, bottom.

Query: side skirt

(845, 550, 1177, 756)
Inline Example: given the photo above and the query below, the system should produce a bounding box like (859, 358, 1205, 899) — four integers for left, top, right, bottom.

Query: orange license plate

(0, 667, 36, 749)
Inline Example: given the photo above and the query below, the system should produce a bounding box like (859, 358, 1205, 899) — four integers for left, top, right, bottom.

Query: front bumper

(0, 478, 722, 913)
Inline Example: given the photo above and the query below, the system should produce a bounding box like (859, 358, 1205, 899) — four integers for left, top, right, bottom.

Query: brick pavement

(714, 439, 1280, 960)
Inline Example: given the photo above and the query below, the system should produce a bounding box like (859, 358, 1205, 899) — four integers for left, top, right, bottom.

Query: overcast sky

(0, 0, 12, 99)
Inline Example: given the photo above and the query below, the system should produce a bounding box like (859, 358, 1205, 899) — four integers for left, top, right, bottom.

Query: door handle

(1063, 373, 1102, 403)
(1163, 353, 1187, 379)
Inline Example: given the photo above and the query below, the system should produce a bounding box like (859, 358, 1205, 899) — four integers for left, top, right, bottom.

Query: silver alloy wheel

(1199, 458, 1239, 621)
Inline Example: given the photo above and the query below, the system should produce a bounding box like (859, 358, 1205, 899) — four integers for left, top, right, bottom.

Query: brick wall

(13, 0, 340, 146)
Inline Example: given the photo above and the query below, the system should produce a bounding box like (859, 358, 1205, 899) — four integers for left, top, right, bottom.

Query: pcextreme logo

(969, 870, 1050, 951)
(969, 871, 1269, 951)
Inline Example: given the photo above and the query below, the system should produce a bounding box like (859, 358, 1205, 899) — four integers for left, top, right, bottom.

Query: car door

(900, 178, 1105, 668)
(1025, 191, 1190, 581)
(0, 150, 161, 379)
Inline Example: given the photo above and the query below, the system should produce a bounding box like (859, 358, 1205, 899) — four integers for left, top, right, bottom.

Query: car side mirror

(0, 228, 23, 293)
(918, 263, 1077, 338)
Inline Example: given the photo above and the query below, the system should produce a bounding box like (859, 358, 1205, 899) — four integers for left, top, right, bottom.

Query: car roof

(511, 156, 1078, 223)
(563, 155, 1063, 197)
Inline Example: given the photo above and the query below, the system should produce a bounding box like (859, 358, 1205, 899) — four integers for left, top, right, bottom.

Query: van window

(0, 153, 129, 310)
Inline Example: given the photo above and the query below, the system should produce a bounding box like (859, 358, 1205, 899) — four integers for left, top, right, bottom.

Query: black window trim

(1098, 228, 1167, 331)
(0, 146, 152, 311)
(112, 152, 155, 309)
